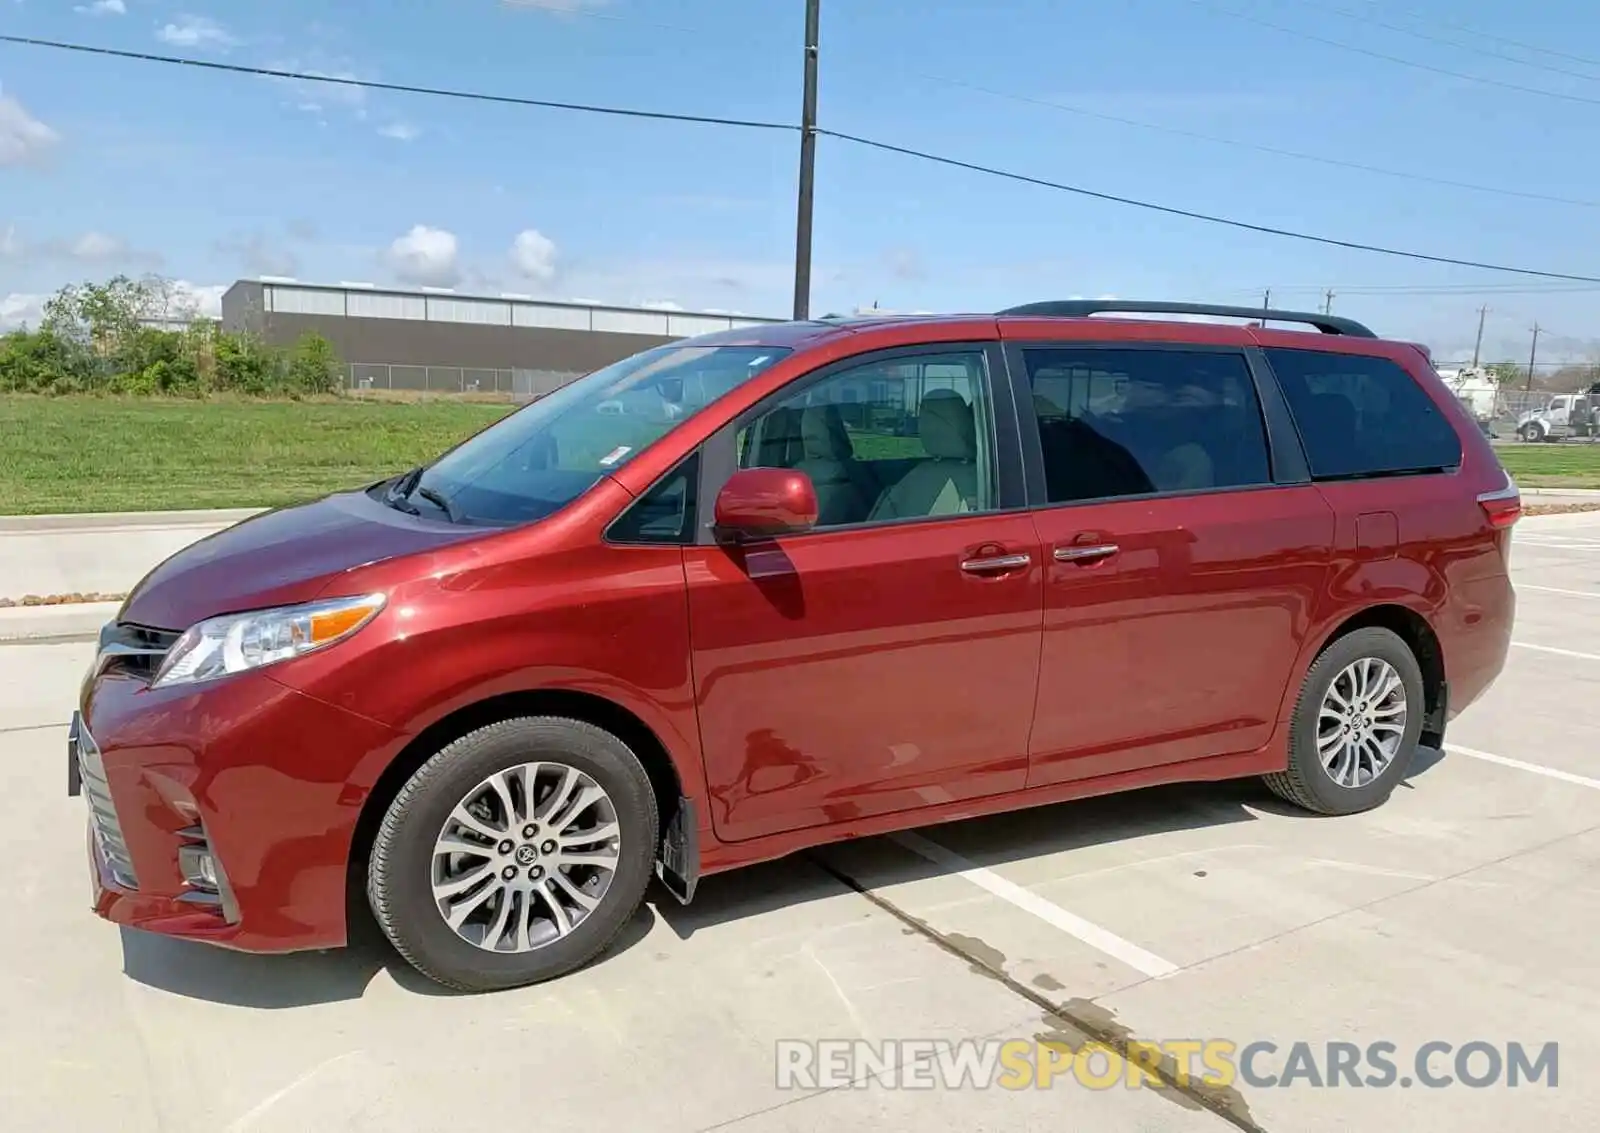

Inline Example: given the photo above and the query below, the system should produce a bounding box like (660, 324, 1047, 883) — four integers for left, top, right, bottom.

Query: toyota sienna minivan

(69, 300, 1519, 992)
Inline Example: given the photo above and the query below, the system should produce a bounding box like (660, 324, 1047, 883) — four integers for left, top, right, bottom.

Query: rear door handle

(1054, 543, 1119, 564)
(960, 552, 1032, 574)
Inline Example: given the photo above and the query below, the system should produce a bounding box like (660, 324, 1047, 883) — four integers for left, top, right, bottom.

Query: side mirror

(713, 468, 819, 541)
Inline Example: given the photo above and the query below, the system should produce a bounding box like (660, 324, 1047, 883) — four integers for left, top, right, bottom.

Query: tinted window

(1265, 348, 1462, 480)
(1020, 348, 1272, 503)
(415, 345, 787, 526)
(737, 351, 997, 527)
(607, 452, 699, 544)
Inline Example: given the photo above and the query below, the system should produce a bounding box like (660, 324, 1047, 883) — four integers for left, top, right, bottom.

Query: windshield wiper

(416, 485, 462, 523)
(382, 466, 425, 515)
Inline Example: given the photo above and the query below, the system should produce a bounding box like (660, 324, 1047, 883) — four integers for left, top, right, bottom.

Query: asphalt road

(4, 514, 1599, 1132)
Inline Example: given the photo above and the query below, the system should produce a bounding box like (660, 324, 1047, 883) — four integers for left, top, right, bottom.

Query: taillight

(1477, 472, 1522, 529)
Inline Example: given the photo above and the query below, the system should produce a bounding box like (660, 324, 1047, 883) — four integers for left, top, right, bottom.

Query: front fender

(270, 542, 707, 807)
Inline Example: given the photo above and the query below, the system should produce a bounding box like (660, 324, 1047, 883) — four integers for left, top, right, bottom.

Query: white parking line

(888, 830, 1181, 980)
(1516, 538, 1600, 549)
(1519, 584, 1600, 599)
(1513, 641, 1600, 662)
(1445, 743, 1600, 792)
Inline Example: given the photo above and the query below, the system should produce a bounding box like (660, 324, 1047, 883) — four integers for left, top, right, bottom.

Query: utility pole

(791, 0, 821, 322)
(1471, 305, 1488, 370)
(1323, 289, 1335, 315)
(1526, 323, 1541, 391)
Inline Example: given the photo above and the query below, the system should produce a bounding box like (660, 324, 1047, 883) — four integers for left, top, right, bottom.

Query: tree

(1484, 362, 1523, 386)
(286, 332, 343, 395)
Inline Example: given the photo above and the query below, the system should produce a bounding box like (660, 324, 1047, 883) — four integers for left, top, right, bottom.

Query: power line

(1282, 0, 1600, 83)
(918, 72, 1600, 209)
(0, 34, 797, 132)
(1329, 0, 1600, 71)
(1190, 1, 1600, 107)
(819, 129, 1600, 283)
(10, 32, 1600, 286)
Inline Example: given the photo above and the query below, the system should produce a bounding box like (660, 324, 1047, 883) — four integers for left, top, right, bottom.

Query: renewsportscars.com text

(775, 1038, 1559, 1091)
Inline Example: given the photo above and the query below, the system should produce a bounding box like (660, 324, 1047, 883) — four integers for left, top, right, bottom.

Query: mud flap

(655, 796, 700, 905)
(1423, 680, 1449, 749)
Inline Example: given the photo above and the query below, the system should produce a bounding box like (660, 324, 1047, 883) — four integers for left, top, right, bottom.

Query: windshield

(412, 343, 788, 526)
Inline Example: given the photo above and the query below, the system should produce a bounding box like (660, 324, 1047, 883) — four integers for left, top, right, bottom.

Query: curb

(0, 602, 119, 644)
(0, 508, 265, 535)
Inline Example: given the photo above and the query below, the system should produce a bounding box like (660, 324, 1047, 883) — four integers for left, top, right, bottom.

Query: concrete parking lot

(3, 512, 1598, 1132)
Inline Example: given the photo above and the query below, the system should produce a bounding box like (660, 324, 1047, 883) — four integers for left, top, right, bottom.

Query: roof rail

(995, 300, 1377, 338)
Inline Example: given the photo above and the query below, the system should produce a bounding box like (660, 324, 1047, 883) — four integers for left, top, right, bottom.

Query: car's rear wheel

(1263, 627, 1424, 816)
(367, 716, 658, 992)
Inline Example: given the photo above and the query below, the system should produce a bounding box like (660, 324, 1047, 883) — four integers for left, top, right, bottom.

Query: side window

(1263, 349, 1462, 480)
(1020, 348, 1272, 504)
(606, 452, 699, 544)
(737, 350, 998, 527)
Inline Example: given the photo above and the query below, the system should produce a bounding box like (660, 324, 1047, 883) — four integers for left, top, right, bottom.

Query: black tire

(367, 716, 659, 993)
(1263, 627, 1425, 816)
(1519, 423, 1543, 443)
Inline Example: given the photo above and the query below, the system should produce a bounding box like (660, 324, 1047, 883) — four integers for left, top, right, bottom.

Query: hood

(119, 488, 491, 631)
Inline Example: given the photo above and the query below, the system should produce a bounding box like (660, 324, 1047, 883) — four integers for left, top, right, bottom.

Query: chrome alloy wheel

(1318, 657, 1408, 789)
(431, 762, 622, 953)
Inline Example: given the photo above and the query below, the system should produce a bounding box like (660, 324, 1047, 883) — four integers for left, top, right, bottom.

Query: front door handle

(1054, 543, 1119, 564)
(960, 552, 1032, 574)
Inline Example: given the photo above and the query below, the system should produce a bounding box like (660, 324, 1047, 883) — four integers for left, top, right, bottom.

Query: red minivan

(69, 300, 1519, 992)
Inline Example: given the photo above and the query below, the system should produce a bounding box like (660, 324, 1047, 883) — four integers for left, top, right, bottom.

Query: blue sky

(3, 0, 1600, 364)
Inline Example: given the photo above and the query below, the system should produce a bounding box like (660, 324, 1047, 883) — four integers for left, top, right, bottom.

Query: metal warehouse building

(220, 278, 783, 397)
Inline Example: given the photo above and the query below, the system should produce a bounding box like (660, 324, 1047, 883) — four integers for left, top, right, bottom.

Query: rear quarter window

(1263, 348, 1463, 480)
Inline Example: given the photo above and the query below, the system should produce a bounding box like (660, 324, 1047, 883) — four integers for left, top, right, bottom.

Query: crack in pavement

(804, 850, 1265, 1132)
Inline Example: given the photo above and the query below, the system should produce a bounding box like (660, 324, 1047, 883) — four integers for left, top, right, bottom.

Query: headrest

(800, 404, 852, 461)
(920, 389, 976, 460)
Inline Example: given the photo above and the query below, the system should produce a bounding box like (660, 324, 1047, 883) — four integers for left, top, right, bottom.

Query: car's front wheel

(1520, 422, 1545, 443)
(1263, 627, 1425, 816)
(367, 716, 659, 992)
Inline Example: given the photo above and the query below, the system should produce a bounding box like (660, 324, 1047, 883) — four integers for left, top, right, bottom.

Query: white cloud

(0, 291, 49, 331)
(68, 231, 128, 261)
(0, 226, 158, 265)
(641, 300, 684, 311)
(75, 0, 126, 14)
(510, 229, 558, 283)
(0, 87, 61, 167)
(216, 232, 298, 277)
(156, 15, 238, 51)
(379, 121, 419, 142)
(387, 225, 460, 287)
(172, 280, 225, 319)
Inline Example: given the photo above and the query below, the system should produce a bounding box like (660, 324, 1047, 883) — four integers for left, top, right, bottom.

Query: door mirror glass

(713, 468, 819, 540)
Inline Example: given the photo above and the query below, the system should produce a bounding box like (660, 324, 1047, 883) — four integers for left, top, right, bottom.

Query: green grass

(1494, 442, 1600, 489)
(5, 395, 1595, 516)
(0, 396, 514, 514)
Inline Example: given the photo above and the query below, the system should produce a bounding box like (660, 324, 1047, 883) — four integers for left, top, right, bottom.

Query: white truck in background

(1434, 366, 1500, 435)
(1515, 389, 1598, 442)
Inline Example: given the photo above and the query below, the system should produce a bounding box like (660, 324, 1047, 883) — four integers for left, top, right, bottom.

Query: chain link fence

(345, 363, 584, 399)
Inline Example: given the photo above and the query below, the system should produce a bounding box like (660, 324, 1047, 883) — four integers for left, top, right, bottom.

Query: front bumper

(72, 667, 403, 953)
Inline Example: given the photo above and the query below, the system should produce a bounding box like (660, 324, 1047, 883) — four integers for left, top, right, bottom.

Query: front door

(685, 345, 1043, 842)
(1012, 343, 1334, 787)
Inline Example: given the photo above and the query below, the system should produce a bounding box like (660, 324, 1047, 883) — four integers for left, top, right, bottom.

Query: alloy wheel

(430, 762, 622, 953)
(1317, 657, 1408, 790)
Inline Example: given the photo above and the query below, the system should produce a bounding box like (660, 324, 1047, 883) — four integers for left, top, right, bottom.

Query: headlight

(152, 593, 386, 689)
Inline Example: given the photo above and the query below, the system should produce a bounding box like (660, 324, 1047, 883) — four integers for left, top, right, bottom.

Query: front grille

(76, 723, 139, 890)
(94, 622, 181, 682)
